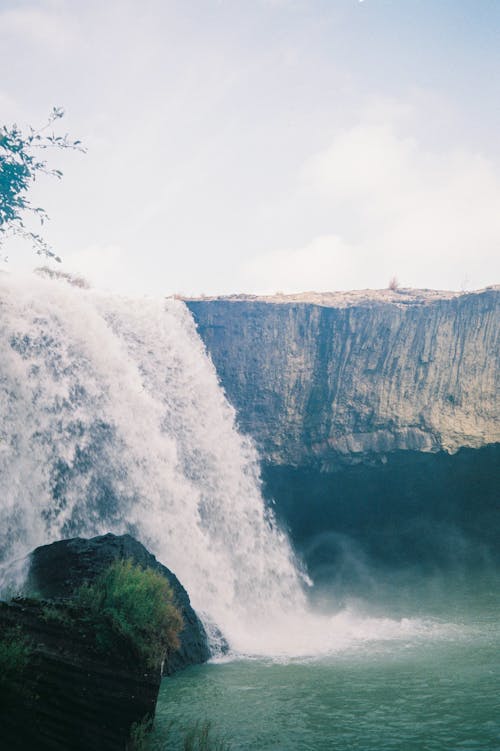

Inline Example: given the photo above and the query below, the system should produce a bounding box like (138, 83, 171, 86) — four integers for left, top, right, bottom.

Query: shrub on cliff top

(75, 559, 183, 667)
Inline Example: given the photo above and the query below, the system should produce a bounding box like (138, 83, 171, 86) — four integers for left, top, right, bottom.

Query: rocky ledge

(0, 533, 210, 751)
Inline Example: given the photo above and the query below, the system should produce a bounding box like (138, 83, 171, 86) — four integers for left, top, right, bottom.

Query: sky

(1, 0, 499, 296)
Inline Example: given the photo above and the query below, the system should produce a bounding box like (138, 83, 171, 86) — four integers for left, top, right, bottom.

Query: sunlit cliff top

(181, 286, 499, 309)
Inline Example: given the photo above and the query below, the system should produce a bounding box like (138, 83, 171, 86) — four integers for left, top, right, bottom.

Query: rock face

(0, 534, 211, 751)
(0, 597, 160, 751)
(263, 444, 500, 579)
(27, 533, 211, 674)
(187, 287, 499, 469)
(187, 288, 500, 575)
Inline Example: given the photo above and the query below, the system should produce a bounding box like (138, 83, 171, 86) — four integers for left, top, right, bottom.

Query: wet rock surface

(0, 533, 211, 751)
(262, 444, 500, 577)
(27, 533, 210, 673)
(0, 596, 160, 751)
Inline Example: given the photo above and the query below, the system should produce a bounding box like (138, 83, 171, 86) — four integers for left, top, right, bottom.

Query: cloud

(0, 4, 77, 52)
(247, 114, 500, 292)
(259, 0, 303, 7)
(61, 244, 133, 294)
(0, 90, 17, 113)
(245, 235, 363, 294)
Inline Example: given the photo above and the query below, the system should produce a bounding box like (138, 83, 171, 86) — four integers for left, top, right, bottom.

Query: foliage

(128, 717, 231, 751)
(35, 265, 90, 288)
(181, 721, 231, 751)
(41, 603, 74, 627)
(0, 106, 85, 260)
(388, 275, 400, 291)
(0, 627, 31, 683)
(128, 716, 154, 751)
(74, 559, 183, 667)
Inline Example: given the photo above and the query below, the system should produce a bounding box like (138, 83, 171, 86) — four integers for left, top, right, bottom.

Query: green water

(154, 580, 499, 750)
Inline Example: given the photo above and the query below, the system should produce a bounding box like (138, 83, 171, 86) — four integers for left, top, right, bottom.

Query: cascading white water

(0, 271, 312, 651)
(0, 272, 455, 656)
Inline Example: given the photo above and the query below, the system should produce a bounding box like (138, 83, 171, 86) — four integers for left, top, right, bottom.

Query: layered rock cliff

(187, 287, 499, 469)
(187, 288, 500, 575)
(0, 597, 161, 751)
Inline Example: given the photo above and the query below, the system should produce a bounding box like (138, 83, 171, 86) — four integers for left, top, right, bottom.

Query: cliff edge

(186, 287, 499, 469)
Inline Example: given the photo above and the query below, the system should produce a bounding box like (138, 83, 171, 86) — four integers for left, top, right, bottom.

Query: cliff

(0, 597, 160, 751)
(186, 288, 500, 575)
(186, 287, 499, 470)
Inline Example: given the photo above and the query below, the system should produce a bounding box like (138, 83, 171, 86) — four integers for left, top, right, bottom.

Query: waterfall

(0, 272, 456, 656)
(0, 271, 311, 652)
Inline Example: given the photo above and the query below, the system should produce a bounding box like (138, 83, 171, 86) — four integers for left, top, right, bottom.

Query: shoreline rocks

(27, 533, 211, 674)
(0, 533, 212, 750)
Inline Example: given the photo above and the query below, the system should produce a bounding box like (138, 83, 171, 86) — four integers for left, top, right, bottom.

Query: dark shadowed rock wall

(0, 597, 160, 751)
(262, 445, 500, 581)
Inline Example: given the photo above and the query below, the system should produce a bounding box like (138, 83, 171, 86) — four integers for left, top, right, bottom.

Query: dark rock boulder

(0, 533, 213, 750)
(26, 532, 211, 673)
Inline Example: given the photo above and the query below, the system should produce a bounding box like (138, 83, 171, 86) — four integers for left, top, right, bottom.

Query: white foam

(0, 272, 307, 650)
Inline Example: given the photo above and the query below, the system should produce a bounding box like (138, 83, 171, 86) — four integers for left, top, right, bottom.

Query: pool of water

(153, 578, 500, 750)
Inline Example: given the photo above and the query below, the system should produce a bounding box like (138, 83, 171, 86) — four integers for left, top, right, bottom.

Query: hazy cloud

(0, 4, 77, 51)
(247, 113, 500, 292)
(63, 244, 130, 292)
(246, 235, 361, 294)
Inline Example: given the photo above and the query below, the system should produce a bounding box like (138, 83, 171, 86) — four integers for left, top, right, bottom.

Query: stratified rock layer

(0, 534, 210, 751)
(187, 287, 499, 469)
(187, 288, 499, 574)
(0, 596, 160, 751)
